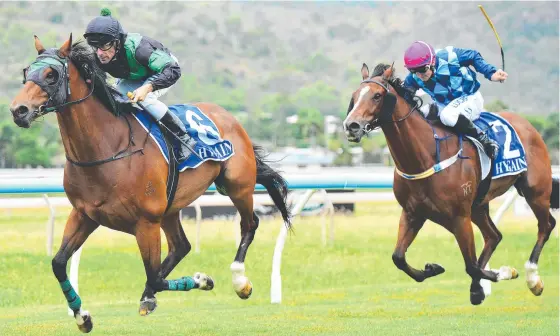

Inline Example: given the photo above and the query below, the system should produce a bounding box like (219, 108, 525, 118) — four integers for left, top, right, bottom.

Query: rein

(65, 114, 148, 167)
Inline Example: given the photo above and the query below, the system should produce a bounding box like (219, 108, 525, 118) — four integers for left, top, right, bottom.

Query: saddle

(422, 102, 492, 207)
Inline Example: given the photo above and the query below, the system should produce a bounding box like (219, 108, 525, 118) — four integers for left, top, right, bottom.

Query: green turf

(0, 201, 557, 335)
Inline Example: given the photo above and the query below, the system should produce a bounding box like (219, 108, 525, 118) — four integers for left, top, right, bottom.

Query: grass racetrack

(0, 200, 558, 335)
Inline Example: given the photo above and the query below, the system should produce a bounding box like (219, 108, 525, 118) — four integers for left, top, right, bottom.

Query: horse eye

(46, 70, 58, 83)
(373, 93, 382, 100)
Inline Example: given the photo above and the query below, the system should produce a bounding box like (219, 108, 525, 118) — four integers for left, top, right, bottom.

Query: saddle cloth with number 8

(132, 104, 235, 171)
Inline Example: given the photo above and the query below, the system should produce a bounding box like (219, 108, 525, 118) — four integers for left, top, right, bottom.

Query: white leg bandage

(492, 266, 516, 281)
(230, 261, 248, 292)
(525, 261, 540, 288)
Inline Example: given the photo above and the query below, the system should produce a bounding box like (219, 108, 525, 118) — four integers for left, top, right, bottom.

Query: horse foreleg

(136, 217, 213, 316)
(453, 216, 499, 305)
(139, 213, 194, 309)
(52, 209, 99, 333)
(135, 218, 164, 316)
(392, 211, 443, 282)
(471, 204, 518, 281)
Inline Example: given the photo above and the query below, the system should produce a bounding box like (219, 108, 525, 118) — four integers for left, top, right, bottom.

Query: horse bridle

(23, 50, 95, 117)
(359, 78, 422, 133)
(22, 49, 146, 167)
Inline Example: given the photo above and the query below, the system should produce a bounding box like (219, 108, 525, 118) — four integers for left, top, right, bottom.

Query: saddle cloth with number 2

(471, 112, 527, 180)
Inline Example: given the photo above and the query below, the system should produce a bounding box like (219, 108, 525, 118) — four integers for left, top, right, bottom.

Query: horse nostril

(10, 104, 29, 116)
(348, 122, 361, 133)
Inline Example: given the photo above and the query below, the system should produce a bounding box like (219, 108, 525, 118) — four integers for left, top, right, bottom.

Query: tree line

(0, 97, 557, 168)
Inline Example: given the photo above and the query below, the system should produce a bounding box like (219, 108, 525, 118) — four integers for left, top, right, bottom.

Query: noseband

(359, 78, 421, 133)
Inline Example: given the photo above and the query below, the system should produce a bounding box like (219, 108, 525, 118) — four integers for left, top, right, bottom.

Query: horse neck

(56, 66, 129, 164)
(381, 94, 438, 173)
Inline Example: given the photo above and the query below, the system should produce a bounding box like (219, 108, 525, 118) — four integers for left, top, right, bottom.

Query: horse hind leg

(517, 175, 556, 296)
(52, 209, 99, 333)
(217, 169, 258, 298)
(229, 189, 259, 299)
(471, 204, 518, 282)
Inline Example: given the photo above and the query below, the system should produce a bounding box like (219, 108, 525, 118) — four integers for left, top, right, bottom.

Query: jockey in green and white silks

(83, 8, 191, 161)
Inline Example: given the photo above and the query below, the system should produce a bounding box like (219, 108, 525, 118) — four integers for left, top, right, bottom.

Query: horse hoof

(495, 266, 519, 281)
(425, 263, 445, 277)
(139, 297, 157, 316)
(511, 268, 519, 279)
(470, 289, 486, 305)
(236, 281, 253, 300)
(529, 278, 544, 296)
(194, 272, 215, 291)
(76, 312, 93, 333)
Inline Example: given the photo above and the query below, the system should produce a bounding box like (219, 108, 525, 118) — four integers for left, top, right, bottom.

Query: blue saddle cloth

(473, 112, 527, 179)
(132, 104, 235, 172)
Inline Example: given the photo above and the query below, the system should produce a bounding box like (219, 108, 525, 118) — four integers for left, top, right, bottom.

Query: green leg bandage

(167, 277, 196, 291)
(59, 279, 82, 311)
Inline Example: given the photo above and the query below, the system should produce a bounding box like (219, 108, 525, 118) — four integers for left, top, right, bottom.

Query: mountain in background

(0, 1, 557, 116)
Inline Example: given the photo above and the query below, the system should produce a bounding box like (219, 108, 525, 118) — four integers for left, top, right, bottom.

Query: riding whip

(478, 5, 505, 78)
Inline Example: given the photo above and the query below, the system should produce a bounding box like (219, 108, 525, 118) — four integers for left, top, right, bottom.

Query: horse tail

(253, 144, 293, 231)
(551, 176, 559, 210)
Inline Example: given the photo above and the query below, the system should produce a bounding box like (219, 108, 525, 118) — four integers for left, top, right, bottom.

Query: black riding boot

(454, 114, 499, 160)
(159, 111, 191, 162)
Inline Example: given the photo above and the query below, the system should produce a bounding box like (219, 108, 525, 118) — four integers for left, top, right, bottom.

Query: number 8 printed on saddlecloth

(186, 110, 221, 146)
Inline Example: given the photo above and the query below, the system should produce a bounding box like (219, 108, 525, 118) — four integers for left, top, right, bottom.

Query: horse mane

(370, 63, 417, 106)
(69, 41, 134, 117)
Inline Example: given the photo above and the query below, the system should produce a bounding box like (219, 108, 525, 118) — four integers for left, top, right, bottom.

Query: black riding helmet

(83, 8, 125, 48)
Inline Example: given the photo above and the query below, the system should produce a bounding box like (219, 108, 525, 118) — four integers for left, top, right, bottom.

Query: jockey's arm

(454, 47, 497, 80)
(403, 74, 432, 117)
(403, 73, 419, 92)
(403, 73, 421, 98)
(135, 44, 181, 91)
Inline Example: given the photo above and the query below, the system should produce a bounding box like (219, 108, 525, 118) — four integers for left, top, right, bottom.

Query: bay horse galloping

(343, 63, 558, 305)
(9, 34, 291, 333)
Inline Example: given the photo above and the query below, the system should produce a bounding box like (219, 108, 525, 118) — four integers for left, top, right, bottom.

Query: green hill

(1, 1, 557, 115)
(0, 1, 558, 167)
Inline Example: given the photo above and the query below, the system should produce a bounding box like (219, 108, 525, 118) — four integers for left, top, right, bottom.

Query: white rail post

(234, 211, 241, 248)
(318, 189, 335, 246)
(67, 246, 83, 316)
(43, 194, 55, 256)
(271, 189, 316, 304)
(195, 203, 202, 253)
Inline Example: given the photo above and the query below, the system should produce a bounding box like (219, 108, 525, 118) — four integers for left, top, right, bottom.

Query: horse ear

(34, 35, 45, 55)
(361, 63, 369, 80)
(382, 62, 394, 81)
(58, 33, 72, 58)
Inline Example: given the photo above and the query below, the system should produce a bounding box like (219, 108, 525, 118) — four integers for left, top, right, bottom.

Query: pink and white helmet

(404, 41, 436, 69)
